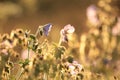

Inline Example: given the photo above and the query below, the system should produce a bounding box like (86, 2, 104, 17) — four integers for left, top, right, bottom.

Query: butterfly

(43, 23, 52, 36)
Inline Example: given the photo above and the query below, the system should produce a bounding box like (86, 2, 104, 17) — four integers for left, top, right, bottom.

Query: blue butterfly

(43, 23, 52, 36)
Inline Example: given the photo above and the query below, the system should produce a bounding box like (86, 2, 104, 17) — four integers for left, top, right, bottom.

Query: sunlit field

(0, 0, 120, 80)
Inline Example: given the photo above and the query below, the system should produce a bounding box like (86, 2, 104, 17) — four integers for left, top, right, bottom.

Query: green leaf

(24, 30, 30, 38)
(19, 59, 30, 68)
(40, 30, 43, 36)
(10, 75, 16, 80)
(30, 34, 36, 40)
(39, 28, 43, 36)
(19, 60, 24, 64)
(54, 46, 66, 59)
(32, 43, 38, 51)
(34, 64, 40, 77)
(59, 46, 66, 52)
(67, 56, 73, 63)
(37, 48, 42, 54)
(43, 63, 50, 73)
(78, 73, 84, 80)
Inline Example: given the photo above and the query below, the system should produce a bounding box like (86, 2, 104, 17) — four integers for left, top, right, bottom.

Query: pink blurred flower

(0, 40, 13, 55)
(67, 61, 83, 75)
(69, 64, 75, 70)
(1, 40, 13, 48)
(73, 61, 83, 71)
(60, 24, 75, 42)
(87, 5, 100, 26)
(63, 24, 75, 34)
(21, 49, 35, 59)
(112, 17, 120, 35)
(1, 49, 8, 55)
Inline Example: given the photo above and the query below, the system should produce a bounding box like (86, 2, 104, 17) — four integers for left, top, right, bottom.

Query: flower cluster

(60, 24, 75, 43)
(62, 61, 83, 75)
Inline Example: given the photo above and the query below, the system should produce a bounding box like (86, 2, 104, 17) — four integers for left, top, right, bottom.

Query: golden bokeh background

(0, 0, 98, 34)
(0, 0, 119, 42)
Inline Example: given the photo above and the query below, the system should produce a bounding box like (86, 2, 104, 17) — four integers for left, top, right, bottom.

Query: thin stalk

(28, 48, 30, 59)
(58, 38, 62, 46)
(35, 27, 40, 37)
(43, 73, 48, 80)
(27, 40, 30, 60)
(59, 72, 61, 80)
(15, 68, 24, 80)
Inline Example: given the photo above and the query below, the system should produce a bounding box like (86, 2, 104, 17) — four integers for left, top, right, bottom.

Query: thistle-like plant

(0, 24, 83, 80)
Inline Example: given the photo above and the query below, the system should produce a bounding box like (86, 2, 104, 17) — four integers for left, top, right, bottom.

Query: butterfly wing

(43, 23, 52, 36)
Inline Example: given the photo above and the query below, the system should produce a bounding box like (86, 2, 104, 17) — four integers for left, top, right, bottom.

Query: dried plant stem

(58, 38, 62, 46)
(43, 73, 48, 80)
(15, 68, 24, 80)
(35, 27, 40, 37)
(59, 72, 61, 80)
(28, 48, 30, 59)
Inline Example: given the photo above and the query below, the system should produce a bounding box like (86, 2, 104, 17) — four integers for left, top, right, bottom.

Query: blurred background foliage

(0, 0, 119, 41)
(0, 0, 99, 42)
